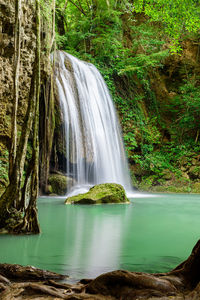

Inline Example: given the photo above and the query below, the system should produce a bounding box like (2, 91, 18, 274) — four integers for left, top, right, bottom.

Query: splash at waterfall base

(1, 239, 200, 299)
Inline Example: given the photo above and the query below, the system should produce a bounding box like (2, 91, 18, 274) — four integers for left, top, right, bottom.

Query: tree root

(0, 275, 10, 285)
(0, 282, 110, 300)
(0, 240, 200, 299)
(0, 283, 6, 293)
(85, 239, 200, 299)
(0, 263, 65, 281)
(169, 239, 200, 289)
(2, 282, 68, 299)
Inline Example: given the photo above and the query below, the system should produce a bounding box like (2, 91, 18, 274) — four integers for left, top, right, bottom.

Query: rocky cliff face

(0, 0, 37, 192)
(0, 0, 36, 136)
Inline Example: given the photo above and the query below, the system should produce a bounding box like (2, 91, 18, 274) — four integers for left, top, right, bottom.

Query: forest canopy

(54, 0, 200, 193)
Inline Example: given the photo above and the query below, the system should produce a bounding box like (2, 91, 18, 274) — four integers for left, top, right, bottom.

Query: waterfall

(54, 51, 132, 195)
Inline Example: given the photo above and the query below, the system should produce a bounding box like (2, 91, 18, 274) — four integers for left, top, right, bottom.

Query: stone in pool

(65, 183, 129, 204)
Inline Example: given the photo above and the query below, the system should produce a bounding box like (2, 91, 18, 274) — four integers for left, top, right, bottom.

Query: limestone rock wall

(0, 0, 36, 190)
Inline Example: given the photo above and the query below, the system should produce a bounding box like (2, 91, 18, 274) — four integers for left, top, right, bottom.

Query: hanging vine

(9, 0, 21, 179)
(20, 0, 41, 233)
(0, 0, 55, 234)
(40, 0, 56, 194)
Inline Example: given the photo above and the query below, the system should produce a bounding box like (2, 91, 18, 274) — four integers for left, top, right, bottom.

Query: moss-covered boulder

(48, 174, 74, 195)
(65, 183, 129, 204)
(188, 166, 200, 180)
(192, 182, 200, 193)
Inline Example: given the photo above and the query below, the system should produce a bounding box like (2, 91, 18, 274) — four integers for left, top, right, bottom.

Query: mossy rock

(191, 182, 200, 193)
(65, 183, 129, 205)
(48, 174, 74, 196)
(188, 166, 200, 179)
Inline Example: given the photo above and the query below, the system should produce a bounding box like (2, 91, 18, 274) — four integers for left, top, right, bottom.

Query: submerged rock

(65, 183, 129, 204)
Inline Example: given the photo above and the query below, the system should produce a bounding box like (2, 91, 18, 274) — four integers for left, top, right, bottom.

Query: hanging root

(10, 206, 40, 234)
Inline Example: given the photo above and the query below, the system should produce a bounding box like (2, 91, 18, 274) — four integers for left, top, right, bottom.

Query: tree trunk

(9, 0, 21, 179)
(39, 0, 56, 194)
(0, 65, 36, 229)
(40, 79, 55, 194)
(169, 239, 200, 289)
(0, 0, 55, 234)
(18, 0, 41, 234)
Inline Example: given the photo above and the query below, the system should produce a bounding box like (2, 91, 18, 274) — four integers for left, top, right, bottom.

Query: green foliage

(119, 22, 169, 75)
(56, 0, 124, 67)
(54, 0, 200, 192)
(124, 132, 138, 156)
(133, 0, 200, 53)
(119, 50, 168, 74)
(133, 141, 200, 184)
(55, 0, 169, 77)
(167, 78, 200, 140)
(176, 79, 200, 128)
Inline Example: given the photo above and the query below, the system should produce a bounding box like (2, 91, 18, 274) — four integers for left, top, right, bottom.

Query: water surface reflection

(0, 194, 200, 281)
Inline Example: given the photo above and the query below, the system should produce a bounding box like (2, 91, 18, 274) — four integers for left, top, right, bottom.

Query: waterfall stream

(54, 51, 132, 196)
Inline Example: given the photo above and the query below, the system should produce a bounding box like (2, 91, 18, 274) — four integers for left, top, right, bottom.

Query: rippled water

(0, 193, 200, 281)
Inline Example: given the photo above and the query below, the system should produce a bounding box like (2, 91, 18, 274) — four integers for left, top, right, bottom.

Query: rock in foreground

(1, 240, 200, 299)
(65, 183, 129, 204)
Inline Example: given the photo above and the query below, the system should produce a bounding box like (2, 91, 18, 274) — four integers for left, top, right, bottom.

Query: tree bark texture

(0, 0, 52, 234)
(21, 0, 41, 234)
(0, 63, 36, 229)
(9, 0, 21, 179)
(39, 0, 56, 194)
(39, 79, 55, 194)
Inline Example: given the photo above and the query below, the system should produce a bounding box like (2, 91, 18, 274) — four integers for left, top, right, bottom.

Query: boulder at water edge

(65, 183, 129, 204)
(48, 174, 74, 195)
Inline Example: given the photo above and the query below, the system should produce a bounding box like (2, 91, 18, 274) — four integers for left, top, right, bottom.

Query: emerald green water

(0, 194, 200, 281)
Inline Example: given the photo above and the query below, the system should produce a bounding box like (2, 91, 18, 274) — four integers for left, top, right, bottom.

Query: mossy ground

(138, 177, 200, 193)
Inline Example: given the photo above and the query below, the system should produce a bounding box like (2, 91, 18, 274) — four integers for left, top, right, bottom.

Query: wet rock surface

(48, 174, 74, 195)
(65, 183, 129, 204)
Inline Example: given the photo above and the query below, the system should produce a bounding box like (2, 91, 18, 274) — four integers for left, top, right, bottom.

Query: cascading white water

(54, 51, 132, 195)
